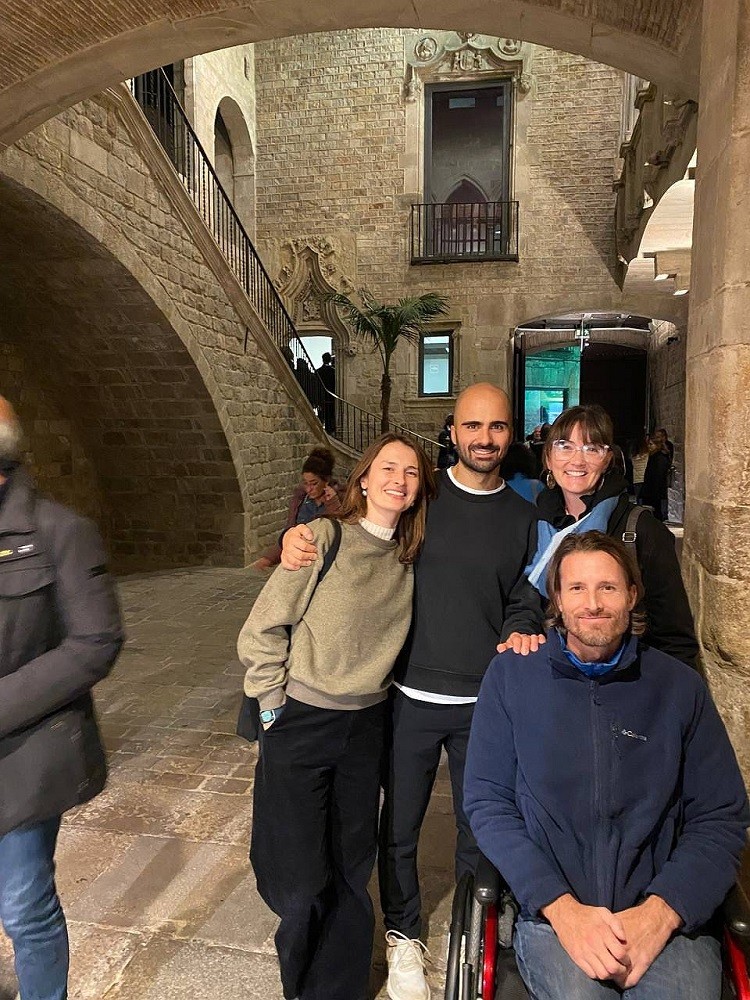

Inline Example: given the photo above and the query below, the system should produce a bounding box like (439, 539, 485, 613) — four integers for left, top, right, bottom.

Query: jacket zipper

(590, 679, 606, 905)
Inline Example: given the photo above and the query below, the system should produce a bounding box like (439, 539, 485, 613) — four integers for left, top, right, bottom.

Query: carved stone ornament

(517, 72, 532, 94)
(405, 31, 529, 99)
(275, 239, 356, 346)
(415, 36, 438, 62)
(498, 38, 522, 56)
(404, 70, 422, 102)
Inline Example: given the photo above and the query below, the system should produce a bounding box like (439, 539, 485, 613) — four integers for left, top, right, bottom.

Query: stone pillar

(684, 0, 750, 774)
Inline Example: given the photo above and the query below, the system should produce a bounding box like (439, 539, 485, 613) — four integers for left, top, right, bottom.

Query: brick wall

(0, 337, 107, 528)
(254, 30, 626, 437)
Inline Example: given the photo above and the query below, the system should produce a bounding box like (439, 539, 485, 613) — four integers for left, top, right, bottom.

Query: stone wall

(0, 90, 320, 571)
(0, 337, 107, 528)
(183, 46, 257, 235)
(649, 320, 688, 523)
(254, 30, 626, 437)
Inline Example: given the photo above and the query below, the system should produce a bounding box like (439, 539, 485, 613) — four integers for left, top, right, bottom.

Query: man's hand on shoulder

(542, 894, 629, 982)
(496, 632, 546, 656)
(280, 524, 317, 570)
(611, 896, 682, 989)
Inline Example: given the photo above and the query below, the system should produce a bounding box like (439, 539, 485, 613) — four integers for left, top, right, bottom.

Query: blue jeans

(0, 816, 68, 1000)
(514, 916, 721, 1000)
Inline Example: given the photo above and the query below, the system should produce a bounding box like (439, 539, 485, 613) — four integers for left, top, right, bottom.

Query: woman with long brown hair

(238, 433, 436, 1000)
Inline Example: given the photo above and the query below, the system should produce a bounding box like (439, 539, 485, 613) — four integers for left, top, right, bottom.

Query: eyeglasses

(551, 439, 610, 461)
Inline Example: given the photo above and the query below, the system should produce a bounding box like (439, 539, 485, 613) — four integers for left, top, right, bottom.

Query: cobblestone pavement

(0, 568, 456, 999)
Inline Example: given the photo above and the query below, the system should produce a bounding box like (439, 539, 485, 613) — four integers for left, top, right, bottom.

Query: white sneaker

(385, 930, 431, 1000)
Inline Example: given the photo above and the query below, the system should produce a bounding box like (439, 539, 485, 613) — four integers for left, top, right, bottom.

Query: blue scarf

(527, 495, 619, 597)
(559, 630, 627, 678)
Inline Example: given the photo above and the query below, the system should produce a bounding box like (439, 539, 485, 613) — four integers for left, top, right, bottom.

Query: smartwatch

(260, 708, 280, 726)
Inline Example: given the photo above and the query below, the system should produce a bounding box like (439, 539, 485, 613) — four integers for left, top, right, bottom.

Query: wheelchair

(444, 855, 750, 1000)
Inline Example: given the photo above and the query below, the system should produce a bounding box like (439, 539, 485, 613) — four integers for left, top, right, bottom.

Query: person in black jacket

(315, 351, 337, 434)
(640, 428, 672, 521)
(0, 397, 123, 1000)
(436, 413, 457, 469)
(516, 404, 699, 671)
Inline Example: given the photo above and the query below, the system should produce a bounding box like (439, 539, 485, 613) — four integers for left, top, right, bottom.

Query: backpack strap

(622, 505, 644, 550)
(318, 517, 342, 582)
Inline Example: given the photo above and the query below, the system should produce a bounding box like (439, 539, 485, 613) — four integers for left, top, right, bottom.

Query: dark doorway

(579, 343, 647, 444)
(514, 337, 647, 445)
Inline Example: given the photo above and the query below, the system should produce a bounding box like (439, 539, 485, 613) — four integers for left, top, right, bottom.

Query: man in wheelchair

(464, 530, 749, 999)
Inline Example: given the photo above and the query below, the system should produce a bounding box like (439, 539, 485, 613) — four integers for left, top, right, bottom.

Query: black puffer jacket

(0, 468, 124, 835)
(536, 472, 700, 671)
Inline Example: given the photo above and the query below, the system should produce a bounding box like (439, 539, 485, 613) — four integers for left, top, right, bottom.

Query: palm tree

(330, 290, 449, 432)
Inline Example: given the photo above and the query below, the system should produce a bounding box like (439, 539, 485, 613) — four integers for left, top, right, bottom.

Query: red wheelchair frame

(444, 856, 750, 1000)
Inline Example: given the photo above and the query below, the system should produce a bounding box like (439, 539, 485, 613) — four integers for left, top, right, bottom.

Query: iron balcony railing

(410, 201, 519, 264)
(129, 69, 440, 464)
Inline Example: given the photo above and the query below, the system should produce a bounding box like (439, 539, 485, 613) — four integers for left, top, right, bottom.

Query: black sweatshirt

(394, 471, 544, 697)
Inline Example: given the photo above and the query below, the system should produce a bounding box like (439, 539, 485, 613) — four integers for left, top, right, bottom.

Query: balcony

(410, 201, 519, 264)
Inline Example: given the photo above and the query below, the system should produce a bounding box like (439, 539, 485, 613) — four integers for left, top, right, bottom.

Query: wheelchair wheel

(445, 874, 491, 1000)
(480, 902, 498, 1000)
(444, 872, 472, 1000)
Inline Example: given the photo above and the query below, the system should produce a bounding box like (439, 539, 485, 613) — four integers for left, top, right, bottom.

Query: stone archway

(214, 95, 256, 235)
(0, 173, 246, 573)
(0, 1, 701, 149)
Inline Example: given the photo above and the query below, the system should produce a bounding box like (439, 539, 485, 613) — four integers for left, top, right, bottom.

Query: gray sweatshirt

(238, 519, 414, 711)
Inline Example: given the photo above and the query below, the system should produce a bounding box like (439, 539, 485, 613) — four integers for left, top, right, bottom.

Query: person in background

(295, 356, 316, 409)
(436, 413, 457, 470)
(629, 434, 650, 501)
(315, 351, 337, 434)
(512, 404, 699, 671)
(251, 447, 343, 570)
(610, 443, 627, 478)
(500, 442, 543, 504)
(0, 396, 123, 1000)
(465, 531, 748, 1000)
(281, 344, 295, 371)
(528, 422, 551, 478)
(657, 427, 675, 464)
(640, 429, 671, 522)
(239, 433, 436, 1000)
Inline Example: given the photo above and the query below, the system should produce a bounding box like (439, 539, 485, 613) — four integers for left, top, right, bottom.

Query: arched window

(446, 179, 487, 204)
(212, 97, 256, 236)
(438, 179, 496, 257)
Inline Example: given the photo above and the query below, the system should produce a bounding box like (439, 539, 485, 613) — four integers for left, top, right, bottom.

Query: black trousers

(251, 697, 385, 1000)
(378, 689, 479, 939)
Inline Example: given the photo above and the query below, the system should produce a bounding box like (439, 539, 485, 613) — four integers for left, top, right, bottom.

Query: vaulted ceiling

(0, 0, 702, 148)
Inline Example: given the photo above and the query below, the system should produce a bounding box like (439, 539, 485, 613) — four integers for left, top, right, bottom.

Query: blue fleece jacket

(464, 630, 749, 933)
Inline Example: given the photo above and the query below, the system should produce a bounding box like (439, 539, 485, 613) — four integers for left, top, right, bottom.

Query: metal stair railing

(128, 68, 440, 465)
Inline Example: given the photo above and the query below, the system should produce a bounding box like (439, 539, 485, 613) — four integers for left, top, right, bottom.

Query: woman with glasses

(526, 404, 699, 669)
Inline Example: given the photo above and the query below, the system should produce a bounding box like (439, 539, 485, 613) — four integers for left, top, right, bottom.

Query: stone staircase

(121, 70, 439, 467)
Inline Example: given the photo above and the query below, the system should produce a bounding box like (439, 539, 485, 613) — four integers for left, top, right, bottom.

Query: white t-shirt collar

(447, 466, 506, 496)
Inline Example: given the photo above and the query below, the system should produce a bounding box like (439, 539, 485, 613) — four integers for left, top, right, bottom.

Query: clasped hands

(541, 893, 682, 989)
